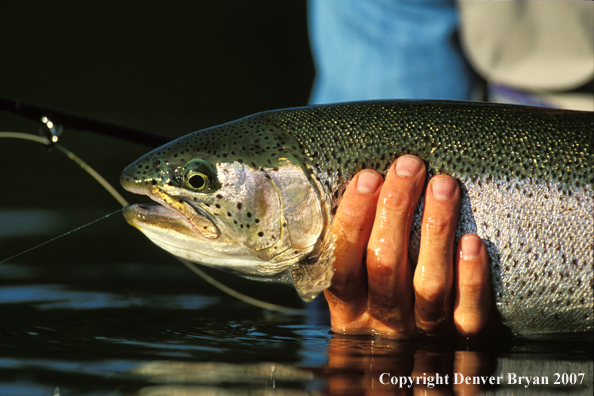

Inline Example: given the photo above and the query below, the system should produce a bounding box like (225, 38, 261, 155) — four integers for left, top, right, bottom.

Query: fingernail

(461, 236, 482, 260)
(356, 171, 382, 194)
(395, 156, 422, 177)
(432, 177, 456, 201)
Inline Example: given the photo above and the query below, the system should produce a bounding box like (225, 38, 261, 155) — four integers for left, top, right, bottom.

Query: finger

(453, 235, 491, 336)
(453, 350, 493, 395)
(413, 176, 460, 334)
(412, 349, 453, 395)
(366, 155, 426, 333)
(325, 170, 383, 323)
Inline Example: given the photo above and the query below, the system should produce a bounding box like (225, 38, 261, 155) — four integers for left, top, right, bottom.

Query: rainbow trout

(121, 101, 593, 335)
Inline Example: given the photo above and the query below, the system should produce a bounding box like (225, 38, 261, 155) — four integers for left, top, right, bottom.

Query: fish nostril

(153, 160, 161, 169)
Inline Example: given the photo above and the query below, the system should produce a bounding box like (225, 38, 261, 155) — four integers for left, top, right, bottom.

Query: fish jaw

(123, 203, 202, 246)
(120, 191, 295, 277)
(122, 202, 293, 278)
(120, 172, 220, 239)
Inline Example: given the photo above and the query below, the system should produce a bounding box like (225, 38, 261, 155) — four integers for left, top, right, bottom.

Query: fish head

(120, 118, 333, 291)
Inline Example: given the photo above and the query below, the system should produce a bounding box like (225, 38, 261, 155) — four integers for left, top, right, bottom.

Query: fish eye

(182, 159, 215, 192)
(186, 171, 209, 191)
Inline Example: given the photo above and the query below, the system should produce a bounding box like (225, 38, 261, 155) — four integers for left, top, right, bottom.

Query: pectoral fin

(291, 232, 337, 302)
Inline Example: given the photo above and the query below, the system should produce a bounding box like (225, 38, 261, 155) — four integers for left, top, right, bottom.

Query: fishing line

(0, 132, 128, 207)
(0, 131, 304, 314)
(0, 209, 122, 264)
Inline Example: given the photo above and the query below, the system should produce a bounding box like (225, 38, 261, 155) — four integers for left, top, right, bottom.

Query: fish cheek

(216, 163, 282, 252)
(268, 162, 325, 250)
(241, 174, 282, 251)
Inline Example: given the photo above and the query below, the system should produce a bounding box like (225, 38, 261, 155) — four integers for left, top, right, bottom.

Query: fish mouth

(122, 190, 220, 240)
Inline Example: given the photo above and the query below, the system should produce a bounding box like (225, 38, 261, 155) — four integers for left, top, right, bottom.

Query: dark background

(0, 1, 314, 305)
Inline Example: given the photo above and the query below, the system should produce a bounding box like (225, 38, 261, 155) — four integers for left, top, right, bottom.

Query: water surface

(1, 209, 592, 395)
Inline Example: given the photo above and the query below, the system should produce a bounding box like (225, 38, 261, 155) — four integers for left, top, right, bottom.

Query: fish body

(121, 100, 593, 335)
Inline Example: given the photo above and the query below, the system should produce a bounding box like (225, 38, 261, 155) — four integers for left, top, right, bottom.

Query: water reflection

(2, 288, 593, 395)
(0, 209, 592, 395)
(121, 337, 591, 395)
(323, 336, 497, 394)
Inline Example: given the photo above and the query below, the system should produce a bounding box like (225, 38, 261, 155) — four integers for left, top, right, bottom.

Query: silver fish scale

(264, 100, 593, 335)
(408, 176, 593, 334)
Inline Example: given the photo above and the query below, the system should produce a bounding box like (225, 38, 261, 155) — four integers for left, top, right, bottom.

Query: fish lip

(125, 202, 181, 218)
(122, 184, 219, 239)
(146, 191, 220, 238)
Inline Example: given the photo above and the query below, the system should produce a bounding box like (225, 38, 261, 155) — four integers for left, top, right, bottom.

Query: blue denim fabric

(308, 0, 475, 104)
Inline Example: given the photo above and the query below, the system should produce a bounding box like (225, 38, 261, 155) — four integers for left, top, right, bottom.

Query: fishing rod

(0, 95, 172, 147)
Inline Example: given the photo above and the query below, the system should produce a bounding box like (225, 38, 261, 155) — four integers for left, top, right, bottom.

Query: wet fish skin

(121, 100, 593, 335)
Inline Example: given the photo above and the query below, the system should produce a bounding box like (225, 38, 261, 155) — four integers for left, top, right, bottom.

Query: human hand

(325, 155, 492, 339)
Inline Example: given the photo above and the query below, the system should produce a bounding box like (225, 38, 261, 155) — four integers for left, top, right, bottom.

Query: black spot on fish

(258, 232, 264, 237)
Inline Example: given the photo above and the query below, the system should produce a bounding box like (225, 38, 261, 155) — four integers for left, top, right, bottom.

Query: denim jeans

(308, 0, 475, 104)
